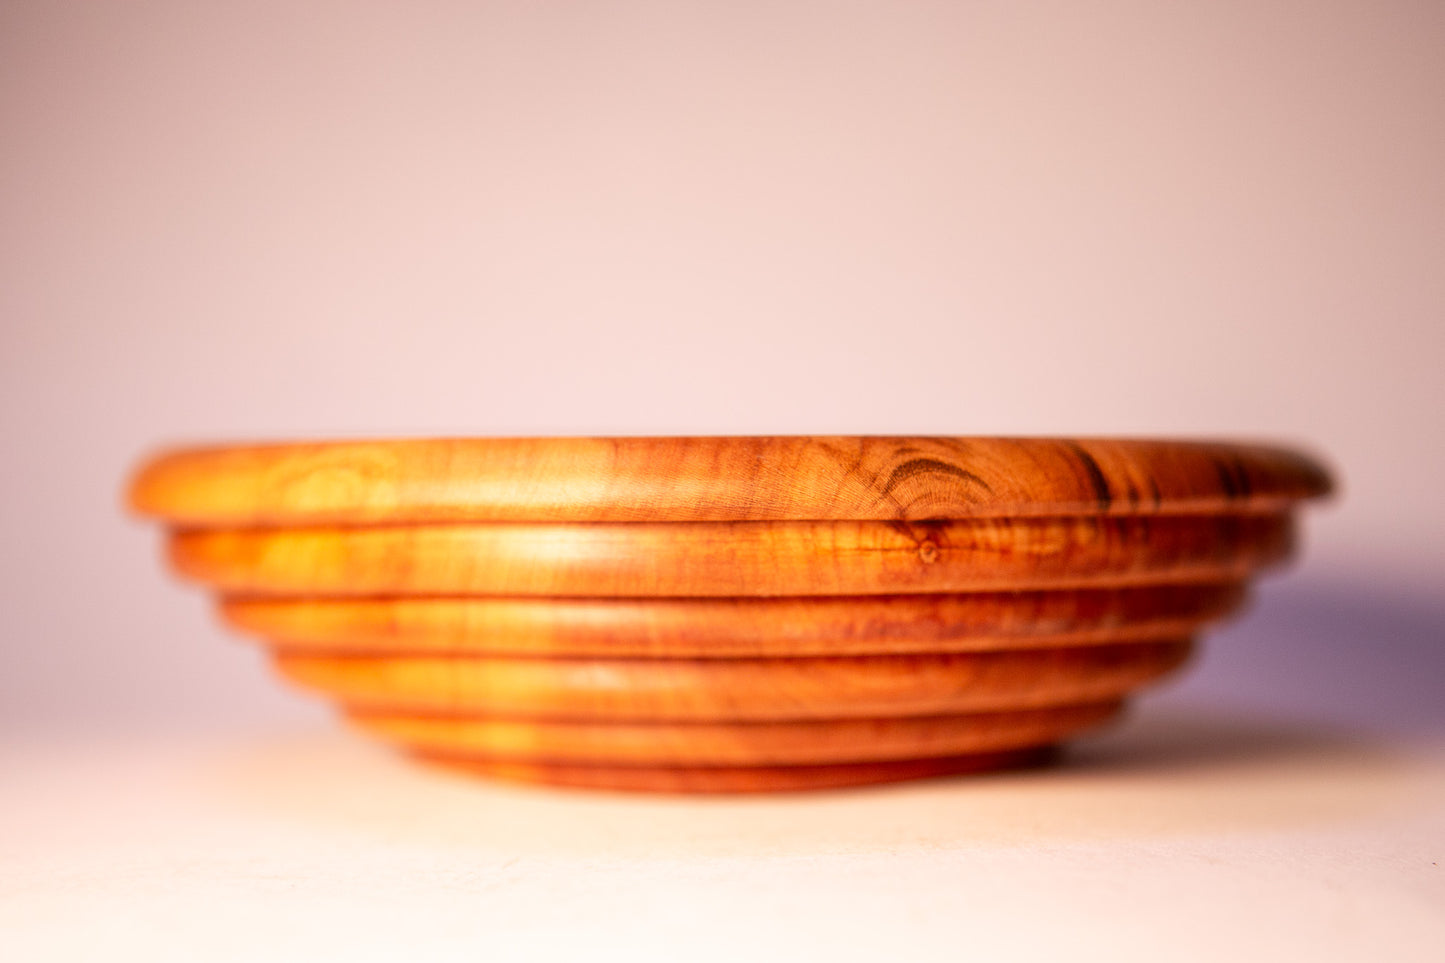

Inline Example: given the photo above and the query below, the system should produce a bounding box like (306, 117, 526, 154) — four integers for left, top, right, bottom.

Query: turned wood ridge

(129, 436, 1332, 792)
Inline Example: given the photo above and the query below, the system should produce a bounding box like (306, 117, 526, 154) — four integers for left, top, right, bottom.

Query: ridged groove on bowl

(417, 746, 1061, 793)
(170, 514, 1293, 598)
(347, 700, 1124, 766)
(132, 435, 1332, 793)
(221, 583, 1246, 657)
(271, 640, 1192, 722)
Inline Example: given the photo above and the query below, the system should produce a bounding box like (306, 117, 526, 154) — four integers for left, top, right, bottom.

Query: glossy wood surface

(348, 701, 1122, 765)
(172, 515, 1292, 598)
(419, 747, 1058, 793)
(131, 435, 1330, 791)
(224, 583, 1245, 656)
(273, 640, 1191, 721)
(129, 436, 1332, 526)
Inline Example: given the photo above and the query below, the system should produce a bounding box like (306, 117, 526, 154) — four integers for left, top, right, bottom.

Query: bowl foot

(411, 745, 1061, 794)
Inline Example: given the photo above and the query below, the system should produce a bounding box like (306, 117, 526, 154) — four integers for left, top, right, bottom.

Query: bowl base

(412, 745, 1060, 794)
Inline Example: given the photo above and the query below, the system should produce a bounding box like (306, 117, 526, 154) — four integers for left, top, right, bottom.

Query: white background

(2, 5, 1443, 959)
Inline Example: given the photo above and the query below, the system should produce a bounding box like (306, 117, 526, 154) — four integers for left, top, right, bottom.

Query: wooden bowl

(129, 437, 1331, 792)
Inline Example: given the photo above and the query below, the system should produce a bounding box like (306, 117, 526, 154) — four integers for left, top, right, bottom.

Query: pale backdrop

(2, 0, 1441, 735)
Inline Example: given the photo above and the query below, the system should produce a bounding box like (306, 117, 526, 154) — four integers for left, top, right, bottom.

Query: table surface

(3, 708, 1442, 962)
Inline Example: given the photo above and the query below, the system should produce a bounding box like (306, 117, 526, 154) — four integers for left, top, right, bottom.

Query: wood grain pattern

(348, 701, 1122, 765)
(171, 515, 1292, 598)
(224, 583, 1245, 656)
(273, 640, 1191, 721)
(418, 747, 1059, 793)
(130, 435, 1332, 791)
(129, 436, 1333, 526)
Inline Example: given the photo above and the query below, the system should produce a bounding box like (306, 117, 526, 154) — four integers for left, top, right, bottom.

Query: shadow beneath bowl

(1065, 707, 1381, 774)
(1169, 573, 1445, 736)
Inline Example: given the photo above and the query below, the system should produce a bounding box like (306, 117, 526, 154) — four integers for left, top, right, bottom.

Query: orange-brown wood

(418, 747, 1059, 793)
(171, 515, 1292, 598)
(225, 584, 1246, 656)
(348, 700, 1122, 766)
(272, 640, 1191, 721)
(129, 435, 1332, 792)
(129, 436, 1333, 527)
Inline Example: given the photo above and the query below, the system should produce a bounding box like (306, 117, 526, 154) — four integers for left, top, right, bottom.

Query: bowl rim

(127, 435, 1333, 526)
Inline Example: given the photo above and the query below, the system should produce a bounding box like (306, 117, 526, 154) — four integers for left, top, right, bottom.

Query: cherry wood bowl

(129, 436, 1331, 792)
